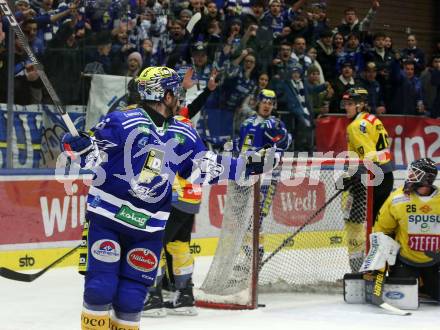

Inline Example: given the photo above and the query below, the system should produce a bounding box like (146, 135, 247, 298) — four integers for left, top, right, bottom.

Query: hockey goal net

(195, 158, 373, 309)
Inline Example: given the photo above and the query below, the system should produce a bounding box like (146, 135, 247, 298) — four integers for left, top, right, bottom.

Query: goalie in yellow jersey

(342, 87, 394, 272)
(373, 158, 440, 302)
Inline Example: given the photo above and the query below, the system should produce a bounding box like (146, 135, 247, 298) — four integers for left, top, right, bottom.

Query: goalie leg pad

(166, 241, 194, 290)
(390, 259, 440, 302)
(382, 277, 419, 310)
(343, 274, 419, 309)
(343, 273, 366, 304)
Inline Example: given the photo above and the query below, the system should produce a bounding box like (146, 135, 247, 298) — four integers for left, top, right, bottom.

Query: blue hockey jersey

(79, 107, 245, 234)
(238, 114, 291, 152)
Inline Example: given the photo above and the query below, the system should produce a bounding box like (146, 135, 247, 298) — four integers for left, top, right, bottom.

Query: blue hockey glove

(61, 131, 93, 159)
(264, 119, 291, 150)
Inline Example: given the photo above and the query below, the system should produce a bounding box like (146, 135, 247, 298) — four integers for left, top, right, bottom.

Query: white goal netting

(196, 159, 372, 309)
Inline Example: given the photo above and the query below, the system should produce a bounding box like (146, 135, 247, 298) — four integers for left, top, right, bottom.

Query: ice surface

(1, 256, 439, 330)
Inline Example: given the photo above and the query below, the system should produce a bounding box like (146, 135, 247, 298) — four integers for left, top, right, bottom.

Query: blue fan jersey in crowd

(238, 114, 291, 152)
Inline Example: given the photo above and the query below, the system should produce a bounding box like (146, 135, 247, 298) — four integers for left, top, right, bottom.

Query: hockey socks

(166, 241, 194, 289)
(81, 308, 109, 330)
(109, 317, 140, 330)
(344, 222, 366, 272)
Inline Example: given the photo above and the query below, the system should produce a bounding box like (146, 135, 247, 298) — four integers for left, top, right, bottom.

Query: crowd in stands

(1, 0, 440, 152)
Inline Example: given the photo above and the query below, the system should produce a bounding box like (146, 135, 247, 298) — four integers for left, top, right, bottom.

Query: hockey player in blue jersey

(238, 89, 291, 153)
(236, 88, 291, 265)
(62, 66, 279, 330)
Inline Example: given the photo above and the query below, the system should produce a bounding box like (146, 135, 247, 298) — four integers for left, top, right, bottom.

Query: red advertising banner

(207, 178, 328, 229)
(316, 115, 440, 167)
(0, 176, 90, 245)
(272, 180, 326, 226)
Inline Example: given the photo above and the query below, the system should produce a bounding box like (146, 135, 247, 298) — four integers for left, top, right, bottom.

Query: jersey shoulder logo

(359, 120, 367, 133)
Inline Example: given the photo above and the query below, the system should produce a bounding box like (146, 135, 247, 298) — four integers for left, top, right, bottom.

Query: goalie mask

(136, 66, 184, 102)
(403, 158, 438, 194)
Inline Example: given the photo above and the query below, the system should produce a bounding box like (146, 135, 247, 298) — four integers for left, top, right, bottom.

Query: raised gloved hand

(61, 131, 93, 159)
(245, 144, 280, 177)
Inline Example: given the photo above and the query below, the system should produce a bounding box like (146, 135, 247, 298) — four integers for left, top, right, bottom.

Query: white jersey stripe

(88, 186, 169, 220)
(169, 125, 198, 141)
(121, 115, 146, 126)
(122, 120, 153, 129)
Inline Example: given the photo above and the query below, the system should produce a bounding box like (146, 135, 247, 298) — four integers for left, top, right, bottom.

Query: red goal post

(195, 157, 374, 310)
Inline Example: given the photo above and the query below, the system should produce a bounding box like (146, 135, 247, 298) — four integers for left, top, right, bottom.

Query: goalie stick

(0, 244, 81, 282)
(364, 269, 411, 316)
(0, 0, 78, 136)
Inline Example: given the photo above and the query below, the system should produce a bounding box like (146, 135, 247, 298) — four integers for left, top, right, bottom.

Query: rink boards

(0, 168, 433, 271)
(0, 231, 348, 271)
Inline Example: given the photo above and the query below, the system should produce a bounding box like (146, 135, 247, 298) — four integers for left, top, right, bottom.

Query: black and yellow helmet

(342, 87, 368, 103)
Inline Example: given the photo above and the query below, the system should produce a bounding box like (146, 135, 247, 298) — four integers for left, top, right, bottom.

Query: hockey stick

(186, 12, 202, 34)
(253, 168, 280, 284)
(364, 269, 411, 316)
(258, 167, 281, 222)
(0, 0, 78, 136)
(0, 244, 81, 282)
(261, 184, 350, 268)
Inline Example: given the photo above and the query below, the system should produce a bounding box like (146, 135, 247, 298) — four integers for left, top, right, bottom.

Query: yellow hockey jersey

(172, 115, 202, 214)
(373, 187, 440, 266)
(346, 112, 393, 173)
